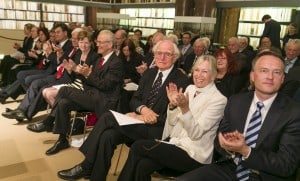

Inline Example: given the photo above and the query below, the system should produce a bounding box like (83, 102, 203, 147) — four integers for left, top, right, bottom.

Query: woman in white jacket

(118, 55, 227, 181)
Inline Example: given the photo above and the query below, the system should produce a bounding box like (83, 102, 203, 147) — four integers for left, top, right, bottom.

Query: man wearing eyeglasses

(26, 30, 124, 156)
(57, 39, 189, 180)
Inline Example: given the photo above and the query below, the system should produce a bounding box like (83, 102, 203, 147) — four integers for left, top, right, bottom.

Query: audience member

(114, 29, 127, 56)
(27, 30, 124, 156)
(56, 39, 189, 180)
(134, 29, 146, 52)
(214, 48, 243, 98)
(279, 39, 300, 97)
(177, 51, 300, 181)
(282, 23, 300, 56)
(261, 14, 281, 49)
(183, 37, 210, 75)
(136, 32, 165, 75)
(227, 37, 251, 89)
(42, 30, 99, 107)
(2, 23, 78, 121)
(118, 55, 227, 181)
(177, 32, 193, 69)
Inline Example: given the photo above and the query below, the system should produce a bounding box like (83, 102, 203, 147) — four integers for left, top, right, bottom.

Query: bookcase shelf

(119, 8, 175, 37)
(0, 0, 85, 29)
(237, 7, 293, 49)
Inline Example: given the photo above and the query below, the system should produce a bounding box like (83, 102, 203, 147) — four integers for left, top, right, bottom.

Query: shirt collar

(253, 92, 277, 111)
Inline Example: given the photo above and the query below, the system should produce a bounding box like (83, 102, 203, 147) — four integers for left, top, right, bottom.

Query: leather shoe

(57, 164, 91, 180)
(2, 109, 26, 120)
(27, 122, 53, 133)
(46, 139, 70, 155)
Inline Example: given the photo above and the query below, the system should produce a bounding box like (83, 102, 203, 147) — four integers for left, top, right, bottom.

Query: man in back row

(177, 51, 300, 180)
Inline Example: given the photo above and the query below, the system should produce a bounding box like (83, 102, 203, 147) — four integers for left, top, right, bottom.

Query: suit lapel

(256, 94, 285, 146)
(236, 93, 254, 133)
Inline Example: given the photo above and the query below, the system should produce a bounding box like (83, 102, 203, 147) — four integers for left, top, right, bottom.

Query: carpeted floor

(0, 96, 128, 181)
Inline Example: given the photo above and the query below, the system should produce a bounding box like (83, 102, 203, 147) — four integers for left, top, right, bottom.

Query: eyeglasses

(154, 51, 174, 58)
(95, 40, 110, 45)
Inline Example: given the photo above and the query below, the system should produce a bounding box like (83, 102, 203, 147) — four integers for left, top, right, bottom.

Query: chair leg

(68, 111, 77, 142)
(113, 144, 124, 176)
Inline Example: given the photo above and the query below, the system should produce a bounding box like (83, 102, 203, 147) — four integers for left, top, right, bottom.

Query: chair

(69, 111, 93, 141)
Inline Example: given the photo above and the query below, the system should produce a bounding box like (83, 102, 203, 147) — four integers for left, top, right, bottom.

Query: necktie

(98, 57, 105, 69)
(56, 65, 64, 79)
(68, 47, 77, 59)
(236, 102, 264, 181)
(146, 72, 163, 108)
(38, 58, 45, 69)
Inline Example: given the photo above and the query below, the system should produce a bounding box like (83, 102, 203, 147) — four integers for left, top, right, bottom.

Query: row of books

(0, 1, 84, 14)
(121, 0, 175, 3)
(120, 18, 174, 29)
(240, 8, 292, 22)
(0, 10, 41, 20)
(120, 8, 175, 19)
(43, 13, 84, 22)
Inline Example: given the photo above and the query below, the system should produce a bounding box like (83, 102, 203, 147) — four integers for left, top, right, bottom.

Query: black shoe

(57, 164, 91, 180)
(46, 139, 70, 155)
(2, 109, 26, 120)
(27, 122, 53, 133)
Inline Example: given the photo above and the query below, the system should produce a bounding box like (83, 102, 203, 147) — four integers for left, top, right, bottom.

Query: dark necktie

(98, 57, 105, 69)
(236, 102, 264, 181)
(146, 72, 163, 108)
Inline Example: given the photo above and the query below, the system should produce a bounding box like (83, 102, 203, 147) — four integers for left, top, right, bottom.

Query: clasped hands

(166, 82, 189, 114)
(219, 130, 251, 157)
(126, 107, 158, 124)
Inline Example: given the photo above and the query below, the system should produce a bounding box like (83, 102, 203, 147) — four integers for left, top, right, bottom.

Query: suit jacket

(162, 83, 227, 164)
(84, 52, 124, 116)
(45, 40, 73, 74)
(178, 44, 194, 68)
(280, 57, 300, 97)
(183, 53, 196, 74)
(262, 19, 281, 49)
(123, 66, 189, 140)
(215, 92, 300, 180)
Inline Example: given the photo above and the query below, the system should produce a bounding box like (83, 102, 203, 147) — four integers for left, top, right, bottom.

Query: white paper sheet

(110, 110, 144, 126)
(124, 82, 139, 91)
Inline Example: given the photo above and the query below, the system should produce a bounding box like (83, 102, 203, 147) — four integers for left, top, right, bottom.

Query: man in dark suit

(57, 39, 189, 180)
(177, 51, 300, 181)
(26, 30, 124, 156)
(177, 32, 194, 69)
(280, 39, 300, 97)
(261, 14, 281, 49)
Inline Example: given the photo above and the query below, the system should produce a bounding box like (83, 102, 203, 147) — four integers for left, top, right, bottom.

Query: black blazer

(216, 92, 300, 181)
(122, 66, 189, 140)
(262, 19, 281, 49)
(85, 53, 124, 116)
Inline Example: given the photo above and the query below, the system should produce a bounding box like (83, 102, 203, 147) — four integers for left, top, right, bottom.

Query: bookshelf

(0, 0, 85, 29)
(237, 7, 292, 49)
(119, 8, 175, 37)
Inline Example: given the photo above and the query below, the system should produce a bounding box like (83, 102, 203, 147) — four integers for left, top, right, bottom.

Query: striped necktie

(236, 102, 264, 181)
(146, 72, 163, 108)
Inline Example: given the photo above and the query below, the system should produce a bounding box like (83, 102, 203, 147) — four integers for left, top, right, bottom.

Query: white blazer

(162, 83, 227, 164)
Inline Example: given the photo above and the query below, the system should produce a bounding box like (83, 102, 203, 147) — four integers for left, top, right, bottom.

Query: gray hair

(152, 39, 180, 57)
